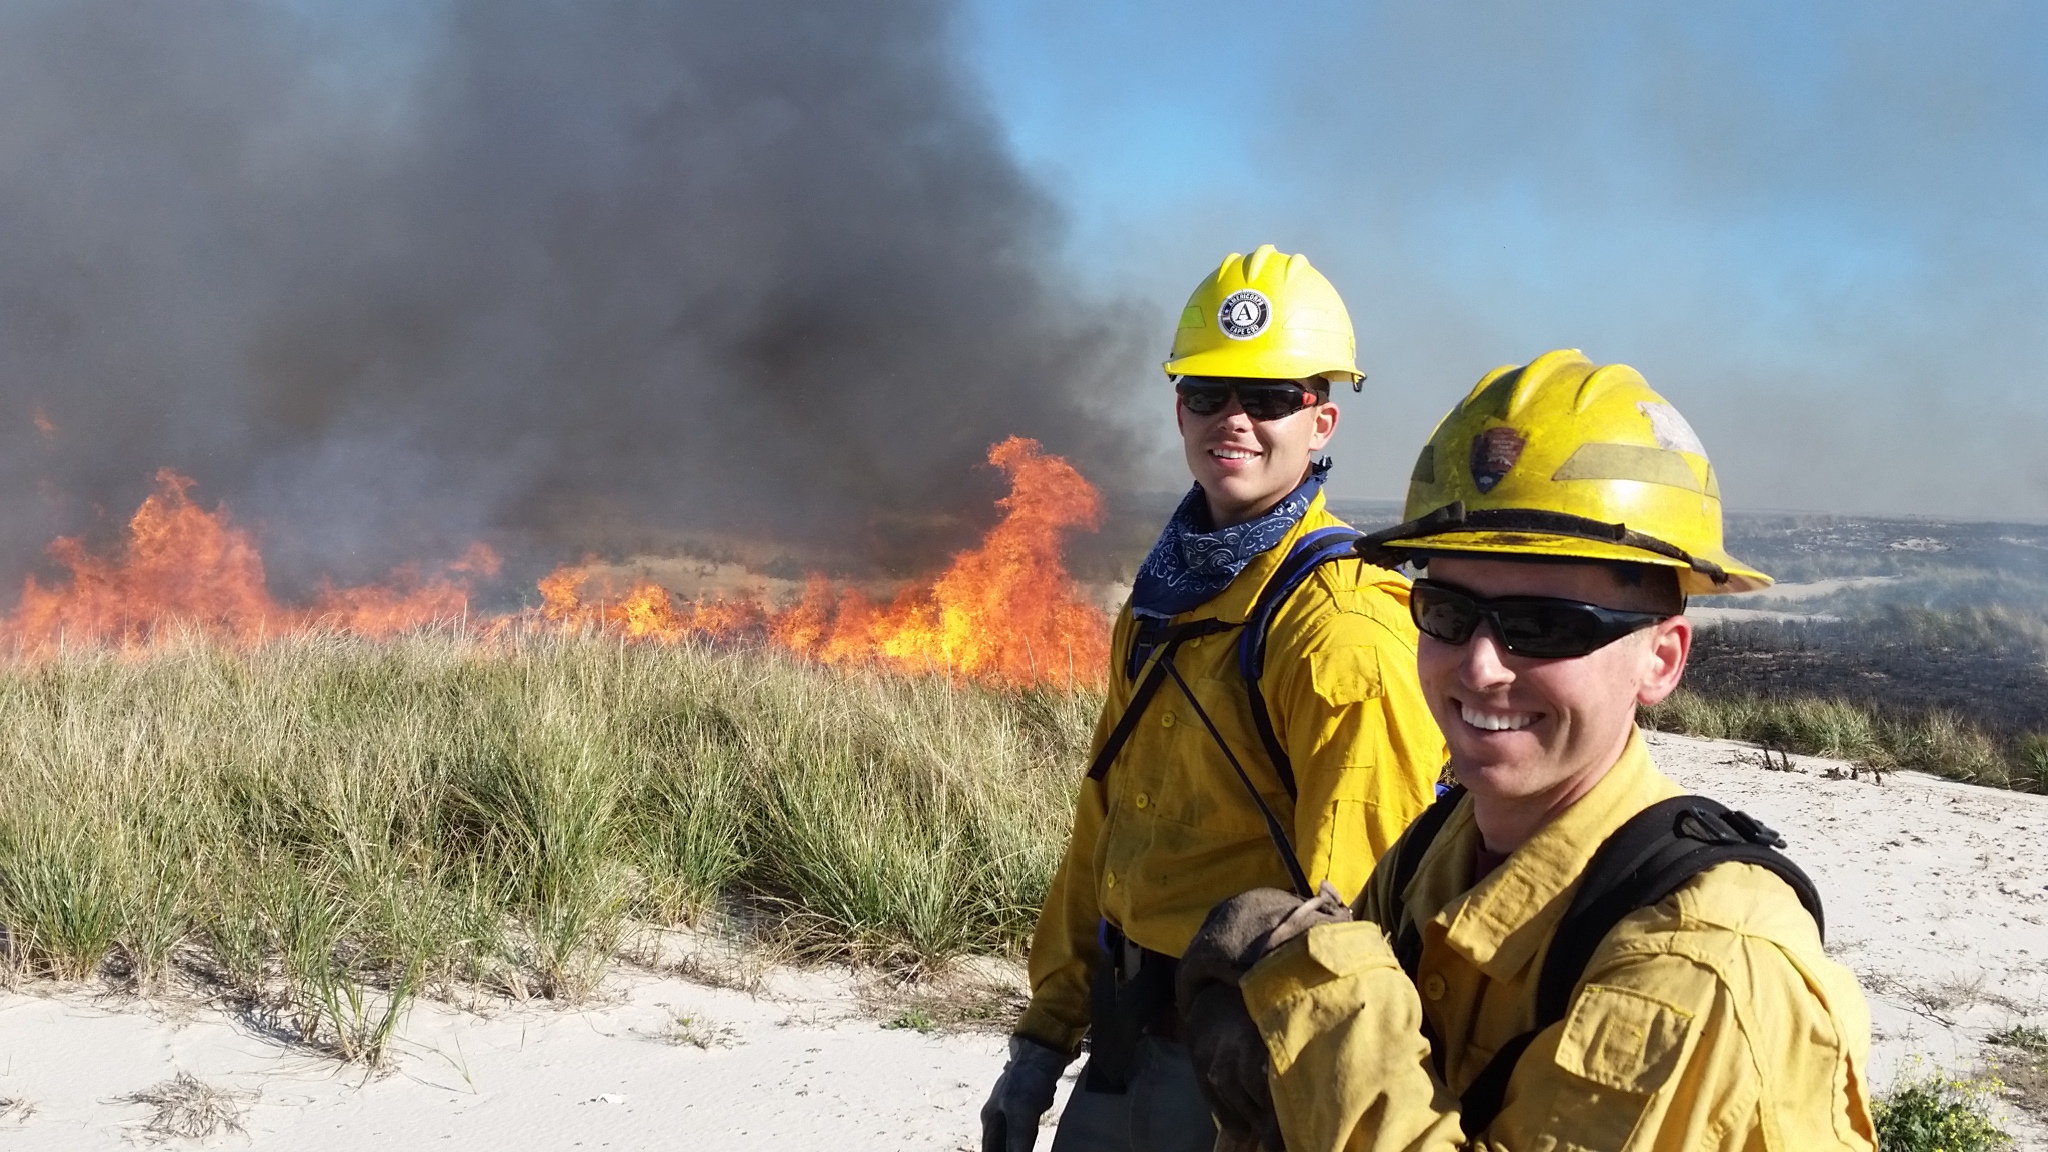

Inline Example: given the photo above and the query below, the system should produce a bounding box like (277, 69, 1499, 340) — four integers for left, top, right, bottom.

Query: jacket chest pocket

(1126, 669, 1283, 836)
(1534, 983, 1696, 1151)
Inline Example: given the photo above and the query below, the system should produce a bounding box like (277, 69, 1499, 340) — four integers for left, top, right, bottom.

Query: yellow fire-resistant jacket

(1017, 492, 1446, 1053)
(1240, 729, 1878, 1151)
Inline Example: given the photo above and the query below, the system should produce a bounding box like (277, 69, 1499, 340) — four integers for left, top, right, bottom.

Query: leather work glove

(1177, 883, 1352, 1152)
(980, 1034, 1071, 1152)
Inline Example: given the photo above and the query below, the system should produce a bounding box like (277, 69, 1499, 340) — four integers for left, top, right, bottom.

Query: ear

(1634, 615, 1692, 706)
(1307, 399, 1339, 450)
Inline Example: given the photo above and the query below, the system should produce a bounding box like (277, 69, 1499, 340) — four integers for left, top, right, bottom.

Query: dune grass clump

(0, 632, 1094, 1061)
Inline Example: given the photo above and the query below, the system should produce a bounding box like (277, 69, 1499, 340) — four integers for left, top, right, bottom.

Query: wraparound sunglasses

(1410, 578, 1672, 659)
(1174, 376, 1324, 421)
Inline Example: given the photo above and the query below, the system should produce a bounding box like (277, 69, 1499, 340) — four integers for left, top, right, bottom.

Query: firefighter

(979, 246, 1447, 1152)
(1176, 349, 1877, 1151)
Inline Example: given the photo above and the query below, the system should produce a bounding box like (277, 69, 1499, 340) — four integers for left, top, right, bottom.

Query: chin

(1209, 472, 1274, 505)
(1449, 758, 1547, 801)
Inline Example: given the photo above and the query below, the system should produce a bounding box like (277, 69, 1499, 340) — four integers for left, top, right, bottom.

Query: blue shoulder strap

(1235, 526, 1364, 802)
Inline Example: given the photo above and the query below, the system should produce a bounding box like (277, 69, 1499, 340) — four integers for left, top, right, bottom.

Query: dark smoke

(0, 1, 1150, 597)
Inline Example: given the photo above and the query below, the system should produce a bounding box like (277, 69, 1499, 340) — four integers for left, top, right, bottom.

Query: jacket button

(1161, 711, 1176, 728)
(1105, 872, 1117, 888)
(1421, 973, 1447, 1001)
(1134, 792, 1150, 809)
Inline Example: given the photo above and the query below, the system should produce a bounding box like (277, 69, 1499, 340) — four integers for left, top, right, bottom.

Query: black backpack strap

(1533, 797, 1822, 1022)
(1087, 613, 1313, 895)
(1086, 617, 1236, 783)
(1453, 795, 1825, 1137)
(1386, 783, 1465, 980)
(1156, 656, 1313, 898)
(1235, 526, 1364, 802)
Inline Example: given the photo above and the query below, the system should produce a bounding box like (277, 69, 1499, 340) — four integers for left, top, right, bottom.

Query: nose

(1213, 393, 1252, 427)
(1457, 623, 1516, 692)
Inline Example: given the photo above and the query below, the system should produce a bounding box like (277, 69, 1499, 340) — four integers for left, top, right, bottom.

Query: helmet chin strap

(1356, 502, 1729, 585)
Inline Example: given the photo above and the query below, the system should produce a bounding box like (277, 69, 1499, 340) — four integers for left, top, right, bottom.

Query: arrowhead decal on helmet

(1469, 427, 1526, 493)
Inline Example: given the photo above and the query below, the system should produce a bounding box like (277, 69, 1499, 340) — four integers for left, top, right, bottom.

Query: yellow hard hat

(1163, 244, 1361, 383)
(1360, 349, 1770, 596)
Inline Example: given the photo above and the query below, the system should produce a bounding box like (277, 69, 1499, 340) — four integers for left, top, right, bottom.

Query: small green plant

(665, 1012, 739, 1049)
(884, 1007, 937, 1034)
(1988, 1022, 2048, 1056)
(1872, 1068, 2010, 1152)
(2017, 736, 2048, 793)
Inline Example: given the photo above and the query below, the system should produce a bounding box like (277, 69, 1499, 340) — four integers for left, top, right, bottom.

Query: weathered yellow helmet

(1361, 349, 1770, 596)
(1163, 244, 1361, 383)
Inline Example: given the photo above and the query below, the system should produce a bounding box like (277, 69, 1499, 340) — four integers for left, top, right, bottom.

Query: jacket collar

(1436, 729, 1687, 981)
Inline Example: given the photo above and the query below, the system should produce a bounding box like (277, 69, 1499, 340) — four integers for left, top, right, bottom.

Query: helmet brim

(1163, 349, 1362, 383)
(1379, 529, 1772, 597)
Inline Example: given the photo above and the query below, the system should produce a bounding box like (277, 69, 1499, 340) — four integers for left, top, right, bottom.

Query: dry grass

(120, 1072, 249, 1140)
(859, 961, 1030, 1036)
(0, 631, 1095, 1062)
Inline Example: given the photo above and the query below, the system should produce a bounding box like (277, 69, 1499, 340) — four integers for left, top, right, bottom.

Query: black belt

(1106, 922, 1183, 1039)
(1085, 921, 1182, 1092)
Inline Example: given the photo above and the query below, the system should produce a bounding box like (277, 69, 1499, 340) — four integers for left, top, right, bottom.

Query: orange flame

(1, 469, 497, 649)
(1, 438, 1112, 688)
(528, 437, 1111, 685)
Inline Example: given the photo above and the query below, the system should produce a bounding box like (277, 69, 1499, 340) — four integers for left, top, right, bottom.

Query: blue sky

(958, 1, 2048, 519)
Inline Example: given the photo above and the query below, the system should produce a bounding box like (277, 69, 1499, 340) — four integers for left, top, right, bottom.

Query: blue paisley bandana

(1130, 459, 1331, 622)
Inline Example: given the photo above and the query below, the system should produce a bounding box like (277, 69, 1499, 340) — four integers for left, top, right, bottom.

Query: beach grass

(1, 626, 2038, 1067)
(1642, 689, 2048, 793)
(0, 631, 1091, 1061)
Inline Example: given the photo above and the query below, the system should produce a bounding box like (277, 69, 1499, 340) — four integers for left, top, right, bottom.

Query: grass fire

(1, 438, 1112, 690)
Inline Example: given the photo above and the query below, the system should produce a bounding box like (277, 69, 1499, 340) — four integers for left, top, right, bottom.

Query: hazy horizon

(967, 1, 2048, 524)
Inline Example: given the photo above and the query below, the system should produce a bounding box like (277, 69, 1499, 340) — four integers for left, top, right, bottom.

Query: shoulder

(1598, 860, 1827, 980)
(1593, 859, 1866, 1049)
(1270, 558, 1419, 652)
(1584, 863, 1873, 1146)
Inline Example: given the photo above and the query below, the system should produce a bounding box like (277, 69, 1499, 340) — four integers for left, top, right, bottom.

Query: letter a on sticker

(1217, 290, 1272, 340)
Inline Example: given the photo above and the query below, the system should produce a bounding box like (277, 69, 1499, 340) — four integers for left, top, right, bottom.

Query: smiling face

(1175, 384, 1339, 528)
(1418, 555, 1691, 851)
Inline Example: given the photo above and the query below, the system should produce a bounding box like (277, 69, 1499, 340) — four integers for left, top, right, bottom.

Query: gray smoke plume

(0, 0, 1151, 598)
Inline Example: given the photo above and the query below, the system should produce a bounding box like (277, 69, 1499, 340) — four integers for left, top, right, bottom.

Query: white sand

(1, 732, 2043, 1148)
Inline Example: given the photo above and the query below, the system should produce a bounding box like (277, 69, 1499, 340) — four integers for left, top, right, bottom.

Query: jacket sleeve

(1013, 614, 1132, 1053)
(1015, 770, 1107, 1053)
(1264, 575, 1444, 904)
(1241, 907, 1877, 1151)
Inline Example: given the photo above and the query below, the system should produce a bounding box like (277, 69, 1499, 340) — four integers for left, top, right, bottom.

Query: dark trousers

(1050, 1035, 1218, 1152)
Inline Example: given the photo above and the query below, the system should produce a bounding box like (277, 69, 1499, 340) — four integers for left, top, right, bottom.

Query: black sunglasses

(1410, 578, 1671, 659)
(1174, 376, 1325, 421)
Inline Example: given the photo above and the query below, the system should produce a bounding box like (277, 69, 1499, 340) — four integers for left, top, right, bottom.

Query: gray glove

(1177, 884, 1352, 1152)
(980, 1034, 1071, 1152)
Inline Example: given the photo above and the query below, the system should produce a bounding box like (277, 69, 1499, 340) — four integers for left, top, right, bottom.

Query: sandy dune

(1, 731, 2043, 1149)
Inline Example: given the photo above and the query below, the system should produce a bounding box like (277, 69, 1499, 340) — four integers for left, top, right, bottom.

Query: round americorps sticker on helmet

(1217, 290, 1272, 340)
